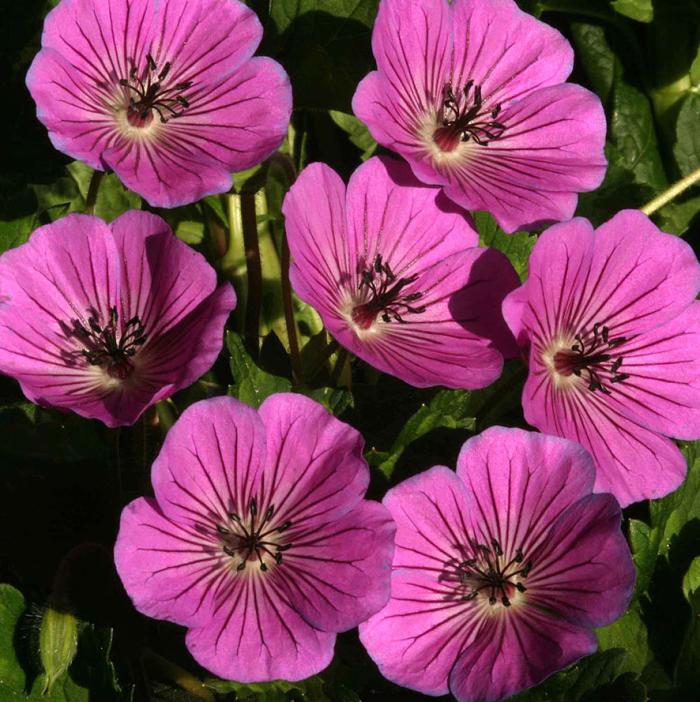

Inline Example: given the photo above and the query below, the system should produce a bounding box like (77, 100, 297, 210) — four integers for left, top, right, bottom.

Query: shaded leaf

(266, 0, 379, 111)
(611, 0, 653, 23)
(474, 211, 536, 280)
(366, 389, 475, 479)
(227, 331, 292, 408)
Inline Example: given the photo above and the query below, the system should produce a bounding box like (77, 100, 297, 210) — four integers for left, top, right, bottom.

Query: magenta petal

(522, 379, 688, 506)
(449, 612, 597, 702)
(606, 302, 700, 439)
(508, 211, 700, 505)
(352, 0, 606, 232)
(257, 393, 369, 522)
(450, 0, 574, 103)
(185, 577, 336, 682)
(456, 427, 596, 555)
(284, 156, 513, 389)
(151, 396, 266, 526)
(28, 0, 291, 208)
(114, 497, 223, 628)
(360, 570, 482, 696)
(528, 494, 634, 629)
(282, 501, 395, 633)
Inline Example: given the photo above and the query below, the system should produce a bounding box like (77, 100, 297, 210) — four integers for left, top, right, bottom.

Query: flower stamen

(457, 538, 532, 608)
(119, 52, 193, 127)
(555, 322, 630, 394)
(72, 306, 147, 380)
(351, 254, 426, 329)
(218, 499, 291, 572)
(433, 80, 506, 152)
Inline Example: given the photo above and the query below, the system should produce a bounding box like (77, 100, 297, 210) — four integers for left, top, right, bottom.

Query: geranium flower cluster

(2, 0, 696, 701)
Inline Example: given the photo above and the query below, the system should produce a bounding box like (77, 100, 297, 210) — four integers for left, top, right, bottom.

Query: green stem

(85, 170, 104, 214)
(330, 347, 349, 387)
(281, 237, 303, 383)
(241, 192, 262, 358)
(641, 165, 700, 216)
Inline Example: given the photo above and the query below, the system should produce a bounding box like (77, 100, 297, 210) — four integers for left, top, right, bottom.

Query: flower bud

(38, 607, 78, 694)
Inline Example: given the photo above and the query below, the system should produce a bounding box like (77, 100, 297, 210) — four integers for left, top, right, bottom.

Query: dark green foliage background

(1, 1, 700, 701)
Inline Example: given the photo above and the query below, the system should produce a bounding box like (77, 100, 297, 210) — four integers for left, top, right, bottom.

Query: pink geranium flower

(352, 0, 607, 233)
(27, 0, 292, 208)
(115, 394, 395, 681)
(0, 211, 235, 427)
(360, 427, 634, 702)
(282, 156, 520, 389)
(503, 210, 700, 506)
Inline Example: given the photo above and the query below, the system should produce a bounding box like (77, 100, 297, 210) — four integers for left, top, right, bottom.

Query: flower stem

(330, 347, 349, 387)
(641, 165, 700, 216)
(270, 153, 303, 383)
(85, 170, 104, 214)
(241, 192, 262, 358)
(281, 237, 303, 382)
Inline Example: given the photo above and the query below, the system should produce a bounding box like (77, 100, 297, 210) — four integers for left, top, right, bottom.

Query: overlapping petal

(0, 211, 235, 427)
(116, 395, 394, 682)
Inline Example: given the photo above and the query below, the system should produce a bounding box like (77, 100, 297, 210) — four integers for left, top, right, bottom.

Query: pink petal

(114, 497, 224, 628)
(522, 376, 687, 506)
(527, 494, 634, 629)
(449, 609, 597, 702)
(440, 85, 606, 232)
(0, 215, 121, 424)
(455, 427, 596, 557)
(101, 138, 233, 209)
(185, 575, 335, 682)
(281, 501, 395, 633)
(451, 0, 574, 105)
(283, 162, 349, 320)
(370, 0, 451, 117)
(151, 0, 262, 81)
(257, 393, 369, 523)
(605, 302, 700, 439)
(151, 396, 266, 526)
(170, 56, 292, 177)
(26, 48, 115, 170)
(360, 569, 484, 696)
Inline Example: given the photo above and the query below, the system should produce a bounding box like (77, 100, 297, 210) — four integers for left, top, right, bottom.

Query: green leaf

(303, 387, 354, 416)
(328, 111, 377, 160)
(0, 585, 124, 702)
(675, 558, 700, 690)
(65, 162, 141, 221)
(266, 0, 379, 111)
(682, 557, 700, 602)
(610, 0, 653, 23)
(227, 331, 292, 408)
(473, 211, 536, 280)
(366, 389, 475, 479)
(631, 441, 700, 594)
(596, 604, 652, 674)
(673, 92, 700, 176)
(0, 584, 26, 691)
(0, 211, 36, 254)
(656, 192, 700, 235)
(571, 21, 668, 223)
